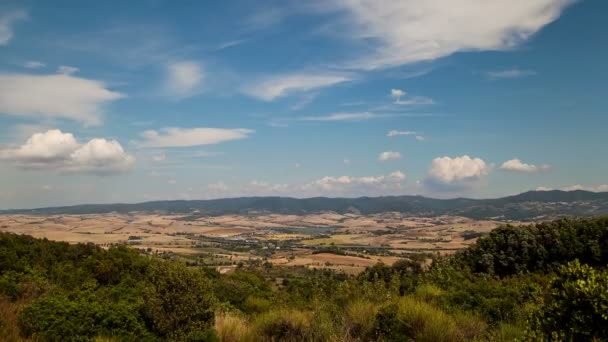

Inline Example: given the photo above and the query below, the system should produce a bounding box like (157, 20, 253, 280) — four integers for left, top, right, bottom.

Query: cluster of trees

(0, 217, 607, 341)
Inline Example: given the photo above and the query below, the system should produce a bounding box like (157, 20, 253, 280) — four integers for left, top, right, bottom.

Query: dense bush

(19, 293, 152, 341)
(457, 217, 608, 276)
(142, 261, 217, 340)
(527, 260, 608, 340)
(0, 217, 607, 341)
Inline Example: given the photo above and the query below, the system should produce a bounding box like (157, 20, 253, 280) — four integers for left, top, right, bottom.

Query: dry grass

(0, 296, 31, 341)
(215, 312, 252, 342)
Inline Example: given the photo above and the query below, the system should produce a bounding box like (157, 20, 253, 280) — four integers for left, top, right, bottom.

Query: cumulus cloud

(137, 127, 254, 148)
(164, 61, 204, 98)
(324, 0, 573, 70)
(485, 68, 537, 80)
(0, 129, 134, 174)
(390, 88, 405, 99)
(303, 171, 406, 195)
(426, 155, 489, 189)
(243, 73, 351, 101)
(23, 61, 45, 69)
(378, 151, 401, 161)
(0, 73, 124, 125)
(0, 10, 27, 45)
(204, 171, 407, 198)
(500, 158, 550, 173)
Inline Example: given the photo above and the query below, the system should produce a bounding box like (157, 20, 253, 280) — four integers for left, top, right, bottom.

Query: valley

(0, 212, 504, 274)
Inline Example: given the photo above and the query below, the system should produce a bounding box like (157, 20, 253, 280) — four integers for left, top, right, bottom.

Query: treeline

(0, 217, 607, 341)
(456, 217, 608, 276)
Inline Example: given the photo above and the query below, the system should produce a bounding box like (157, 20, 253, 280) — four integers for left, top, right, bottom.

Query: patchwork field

(0, 212, 508, 273)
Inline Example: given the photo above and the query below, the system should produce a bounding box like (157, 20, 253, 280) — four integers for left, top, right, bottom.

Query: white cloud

(500, 158, 550, 173)
(388, 88, 433, 105)
(390, 88, 405, 99)
(378, 151, 401, 161)
(303, 171, 406, 195)
(168, 179, 177, 185)
(243, 73, 351, 101)
(0, 129, 134, 174)
(0, 10, 27, 45)
(57, 65, 79, 75)
(343, 158, 351, 164)
(137, 127, 254, 148)
(325, 0, 573, 69)
(561, 184, 608, 192)
(426, 155, 489, 187)
(485, 68, 537, 80)
(387, 130, 425, 141)
(164, 61, 204, 98)
(0, 73, 124, 125)
(394, 96, 434, 105)
(152, 153, 166, 162)
(387, 130, 416, 137)
(204, 171, 407, 198)
(207, 181, 229, 192)
(301, 112, 381, 121)
(23, 61, 45, 69)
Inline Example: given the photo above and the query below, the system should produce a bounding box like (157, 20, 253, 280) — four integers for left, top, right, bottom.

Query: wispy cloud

(388, 130, 415, 136)
(485, 68, 537, 80)
(561, 184, 608, 192)
(216, 39, 246, 51)
(57, 65, 79, 75)
(243, 73, 351, 101)
(0, 10, 27, 45)
(23, 61, 45, 69)
(319, 0, 573, 70)
(163, 61, 204, 99)
(390, 88, 434, 105)
(137, 127, 254, 148)
(300, 112, 383, 122)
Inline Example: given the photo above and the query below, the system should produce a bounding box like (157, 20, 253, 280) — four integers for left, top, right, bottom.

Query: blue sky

(0, 0, 606, 208)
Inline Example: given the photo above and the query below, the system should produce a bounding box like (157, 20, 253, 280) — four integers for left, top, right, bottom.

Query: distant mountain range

(2, 190, 608, 221)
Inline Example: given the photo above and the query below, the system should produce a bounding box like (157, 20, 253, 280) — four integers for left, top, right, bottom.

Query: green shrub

(18, 294, 152, 341)
(252, 309, 311, 341)
(527, 260, 608, 340)
(243, 296, 271, 313)
(141, 261, 217, 340)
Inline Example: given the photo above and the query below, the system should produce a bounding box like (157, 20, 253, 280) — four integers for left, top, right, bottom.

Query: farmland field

(0, 212, 508, 273)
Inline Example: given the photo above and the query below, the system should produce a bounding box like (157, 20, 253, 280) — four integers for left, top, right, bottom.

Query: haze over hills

(3, 190, 608, 221)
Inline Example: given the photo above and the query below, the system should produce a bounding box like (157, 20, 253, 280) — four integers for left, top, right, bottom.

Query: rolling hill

(2, 190, 608, 221)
